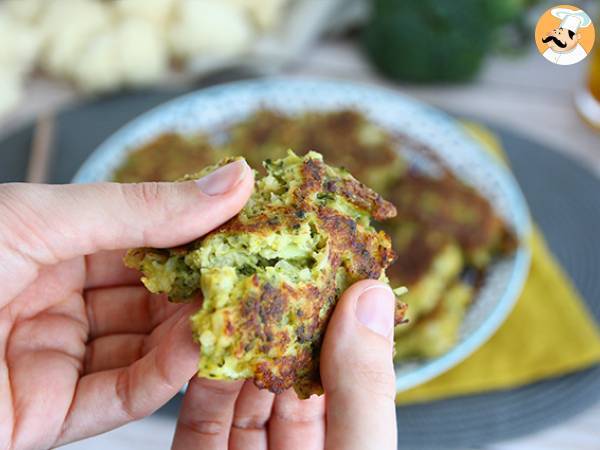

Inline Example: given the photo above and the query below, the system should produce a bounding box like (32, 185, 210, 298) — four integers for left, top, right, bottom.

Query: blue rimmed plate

(73, 77, 531, 392)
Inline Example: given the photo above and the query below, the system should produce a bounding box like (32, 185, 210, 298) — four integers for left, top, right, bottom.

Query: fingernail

(195, 159, 249, 196)
(355, 285, 395, 338)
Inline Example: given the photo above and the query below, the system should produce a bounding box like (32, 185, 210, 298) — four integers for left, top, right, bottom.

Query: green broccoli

(362, 0, 539, 82)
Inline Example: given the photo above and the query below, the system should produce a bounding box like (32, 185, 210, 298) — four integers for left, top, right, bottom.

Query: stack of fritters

(125, 151, 404, 398)
(386, 173, 515, 358)
(115, 108, 517, 362)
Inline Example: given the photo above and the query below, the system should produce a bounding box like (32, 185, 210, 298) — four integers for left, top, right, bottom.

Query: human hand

(0, 160, 254, 450)
(171, 279, 398, 450)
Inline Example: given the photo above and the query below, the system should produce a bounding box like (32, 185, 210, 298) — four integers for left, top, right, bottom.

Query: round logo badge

(535, 4, 595, 66)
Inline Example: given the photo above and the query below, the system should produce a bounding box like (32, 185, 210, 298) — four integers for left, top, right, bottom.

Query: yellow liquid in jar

(589, 49, 600, 101)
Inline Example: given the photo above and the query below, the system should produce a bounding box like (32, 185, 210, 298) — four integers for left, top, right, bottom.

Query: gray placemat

(1, 88, 599, 449)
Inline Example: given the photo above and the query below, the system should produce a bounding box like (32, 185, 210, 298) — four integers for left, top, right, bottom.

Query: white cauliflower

(39, 0, 112, 78)
(72, 29, 120, 93)
(0, 11, 41, 75)
(230, 0, 289, 30)
(73, 17, 168, 92)
(169, 0, 253, 60)
(116, 17, 169, 86)
(0, 0, 283, 98)
(0, 71, 22, 118)
(114, 0, 177, 29)
(4, 0, 46, 23)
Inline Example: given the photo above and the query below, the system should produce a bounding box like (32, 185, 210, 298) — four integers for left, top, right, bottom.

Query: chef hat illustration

(551, 8, 592, 33)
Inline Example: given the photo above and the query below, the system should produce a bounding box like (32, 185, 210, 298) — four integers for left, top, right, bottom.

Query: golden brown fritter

(384, 221, 463, 329)
(125, 151, 405, 398)
(384, 170, 516, 359)
(388, 172, 517, 268)
(394, 281, 473, 359)
(225, 109, 304, 169)
(113, 133, 219, 182)
(226, 109, 406, 192)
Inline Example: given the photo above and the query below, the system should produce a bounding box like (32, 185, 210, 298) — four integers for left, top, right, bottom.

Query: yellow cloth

(396, 124, 600, 405)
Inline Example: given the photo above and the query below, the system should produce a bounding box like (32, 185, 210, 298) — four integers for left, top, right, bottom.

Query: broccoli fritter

(113, 133, 219, 182)
(385, 222, 463, 330)
(125, 150, 405, 398)
(388, 172, 516, 268)
(225, 109, 305, 169)
(384, 172, 515, 360)
(394, 281, 473, 359)
(227, 109, 406, 193)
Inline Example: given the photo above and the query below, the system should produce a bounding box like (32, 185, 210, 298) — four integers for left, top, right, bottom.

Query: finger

(55, 306, 199, 446)
(321, 280, 397, 450)
(171, 377, 244, 450)
(268, 389, 325, 450)
(6, 257, 85, 322)
(84, 250, 142, 289)
(229, 381, 275, 450)
(84, 302, 199, 373)
(1, 160, 253, 304)
(6, 292, 87, 450)
(84, 334, 146, 374)
(85, 285, 182, 338)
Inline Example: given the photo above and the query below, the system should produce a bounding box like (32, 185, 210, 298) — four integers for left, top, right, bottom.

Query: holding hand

(0, 160, 253, 449)
(172, 279, 398, 450)
(0, 158, 397, 450)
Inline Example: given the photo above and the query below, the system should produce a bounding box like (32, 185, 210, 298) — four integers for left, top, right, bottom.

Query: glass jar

(575, 48, 600, 130)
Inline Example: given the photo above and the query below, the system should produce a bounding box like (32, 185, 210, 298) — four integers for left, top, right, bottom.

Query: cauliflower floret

(0, 12, 41, 75)
(230, 0, 289, 30)
(0, 71, 23, 118)
(169, 0, 254, 60)
(116, 17, 169, 86)
(72, 29, 120, 93)
(73, 17, 169, 92)
(4, 0, 46, 23)
(39, 0, 111, 78)
(114, 0, 177, 29)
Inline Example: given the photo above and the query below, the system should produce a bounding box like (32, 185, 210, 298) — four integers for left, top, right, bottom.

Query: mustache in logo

(542, 35, 567, 48)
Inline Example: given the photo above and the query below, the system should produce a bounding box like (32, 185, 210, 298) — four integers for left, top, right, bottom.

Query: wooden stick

(26, 113, 55, 183)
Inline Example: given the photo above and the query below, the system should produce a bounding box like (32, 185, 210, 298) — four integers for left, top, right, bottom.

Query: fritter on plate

(113, 133, 219, 182)
(227, 109, 406, 193)
(385, 221, 463, 330)
(394, 281, 473, 359)
(225, 109, 305, 169)
(388, 172, 516, 268)
(384, 171, 515, 360)
(125, 150, 406, 398)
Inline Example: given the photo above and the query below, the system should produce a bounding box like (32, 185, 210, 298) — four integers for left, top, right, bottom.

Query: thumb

(0, 159, 253, 302)
(321, 279, 397, 450)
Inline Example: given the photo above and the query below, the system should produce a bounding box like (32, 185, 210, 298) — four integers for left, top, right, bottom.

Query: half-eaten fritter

(125, 150, 406, 398)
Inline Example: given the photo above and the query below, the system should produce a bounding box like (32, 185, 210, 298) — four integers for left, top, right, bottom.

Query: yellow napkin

(396, 124, 600, 405)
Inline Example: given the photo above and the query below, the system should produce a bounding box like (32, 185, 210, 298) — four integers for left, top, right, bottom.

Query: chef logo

(535, 5, 595, 66)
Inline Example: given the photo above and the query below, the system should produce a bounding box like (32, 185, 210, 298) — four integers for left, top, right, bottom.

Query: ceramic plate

(73, 78, 531, 392)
